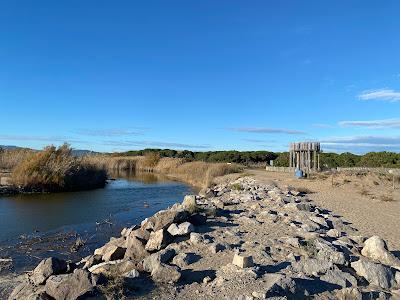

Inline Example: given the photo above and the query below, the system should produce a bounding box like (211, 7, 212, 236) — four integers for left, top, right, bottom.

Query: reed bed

(87, 155, 242, 188)
(11, 144, 107, 192)
(0, 148, 33, 170)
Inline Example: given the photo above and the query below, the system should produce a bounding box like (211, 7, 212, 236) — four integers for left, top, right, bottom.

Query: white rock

(167, 222, 194, 236)
(232, 253, 254, 268)
(361, 236, 400, 269)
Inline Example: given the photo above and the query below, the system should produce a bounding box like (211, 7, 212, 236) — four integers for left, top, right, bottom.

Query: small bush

(11, 144, 107, 192)
(230, 183, 243, 191)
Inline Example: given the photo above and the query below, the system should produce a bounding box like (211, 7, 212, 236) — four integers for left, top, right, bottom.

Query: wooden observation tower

(289, 142, 321, 172)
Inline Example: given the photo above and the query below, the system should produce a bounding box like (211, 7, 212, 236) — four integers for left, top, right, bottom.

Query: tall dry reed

(0, 148, 33, 170)
(11, 144, 107, 192)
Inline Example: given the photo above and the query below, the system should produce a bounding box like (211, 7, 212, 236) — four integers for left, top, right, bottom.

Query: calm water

(0, 172, 194, 272)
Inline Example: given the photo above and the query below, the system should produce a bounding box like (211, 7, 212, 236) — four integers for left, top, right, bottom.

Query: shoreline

(3, 174, 400, 299)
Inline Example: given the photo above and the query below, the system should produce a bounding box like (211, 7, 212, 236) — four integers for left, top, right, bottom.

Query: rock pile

(7, 177, 400, 299)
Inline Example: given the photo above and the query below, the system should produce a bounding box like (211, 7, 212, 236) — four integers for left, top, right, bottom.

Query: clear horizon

(1, 1, 400, 154)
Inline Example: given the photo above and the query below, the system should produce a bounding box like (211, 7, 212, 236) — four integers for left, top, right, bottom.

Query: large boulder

(102, 245, 126, 262)
(172, 253, 197, 268)
(142, 209, 190, 232)
(8, 282, 51, 300)
(45, 269, 96, 300)
(145, 229, 171, 252)
(150, 263, 181, 284)
(361, 236, 400, 269)
(167, 222, 194, 236)
(31, 257, 68, 286)
(320, 267, 358, 288)
(142, 249, 176, 273)
(94, 237, 126, 261)
(124, 235, 149, 261)
(182, 195, 197, 213)
(351, 258, 397, 289)
(313, 239, 347, 265)
(291, 258, 333, 276)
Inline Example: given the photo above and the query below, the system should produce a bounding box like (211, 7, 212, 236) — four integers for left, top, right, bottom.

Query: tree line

(114, 149, 400, 168)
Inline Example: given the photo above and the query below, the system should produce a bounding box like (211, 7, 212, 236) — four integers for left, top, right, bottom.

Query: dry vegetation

(0, 148, 32, 170)
(86, 154, 242, 188)
(1, 147, 242, 191)
(11, 144, 107, 192)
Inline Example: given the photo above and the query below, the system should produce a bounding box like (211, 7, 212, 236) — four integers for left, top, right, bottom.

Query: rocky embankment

(4, 177, 400, 299)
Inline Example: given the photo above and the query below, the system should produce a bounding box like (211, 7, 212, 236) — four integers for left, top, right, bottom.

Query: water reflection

(110, 170, 173, 184)
(0, 171, 194, 245)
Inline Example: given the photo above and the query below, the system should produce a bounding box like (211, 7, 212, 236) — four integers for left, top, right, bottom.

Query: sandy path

(250, 169, 400, 251)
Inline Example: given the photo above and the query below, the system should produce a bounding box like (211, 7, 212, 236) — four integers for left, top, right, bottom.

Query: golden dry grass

(154, 158, 242, 187)
(0, 148, 33, 170)
(11, 144, 107, 192)
(86, 155, 242, 188)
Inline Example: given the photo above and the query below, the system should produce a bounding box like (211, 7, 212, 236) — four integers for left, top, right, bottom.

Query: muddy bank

(4, 176, 400, 299)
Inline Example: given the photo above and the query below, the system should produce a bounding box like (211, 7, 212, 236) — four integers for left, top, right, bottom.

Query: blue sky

(1, 1, 400, 153)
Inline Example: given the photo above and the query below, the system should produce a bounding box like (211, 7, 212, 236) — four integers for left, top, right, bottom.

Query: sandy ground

(250, 169, 400, 251)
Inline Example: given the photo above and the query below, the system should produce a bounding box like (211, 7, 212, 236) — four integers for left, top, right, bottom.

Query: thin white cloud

(339, 118, 400, 129)
(358, 89, 400, 102)
(312, 123, 335, 129)
(321, 135, 400, 148)
(228, 127, 306, 135)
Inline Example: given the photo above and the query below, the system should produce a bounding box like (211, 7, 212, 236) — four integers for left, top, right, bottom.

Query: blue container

(295, 168, 303, 178)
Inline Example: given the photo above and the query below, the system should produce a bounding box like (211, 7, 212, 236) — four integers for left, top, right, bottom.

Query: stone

(124, 235, 149, 261)
(309, 215, 328, 228)
(203, 276, 212, 284)
(124, 269, 140, 279)
(94, 237, 125, 257)
(82, 255, 102, 270)
(264, 274, 297, 296)
(320, 267, 358, 287)
(45, 269, 95, 300)
(102, 245, 126, 262)
(182, 195, 197, 213)
(167, 222, 194, 236)
(89, 259, 136, 276)
(145, 229, 171, 252)
(142, 209, 190, 232)
(327, 229, 341, 238)
(209, 243, 225, 254)
(8, 282, 51, 300)
(283, 237, 301, 248)
(142, 248, 176, 273)
(127, 228, 150, 243)
(150, 263, 181, 284)
(31, 257, 68, 286)
(190, 232, 204, 245)
(314, 239, 347, 265)
(172, 253, 197, 268)
(351, 258, 397, 289)
(252, 291, 267, 299)
(285, 202, 314, 212)
(232, 253, 254, 268)
(361, 236, 400, 268)
(291, 258, 333, 276)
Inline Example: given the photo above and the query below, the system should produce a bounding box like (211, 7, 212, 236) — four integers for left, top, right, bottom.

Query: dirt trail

(250, 169, 400, 251)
